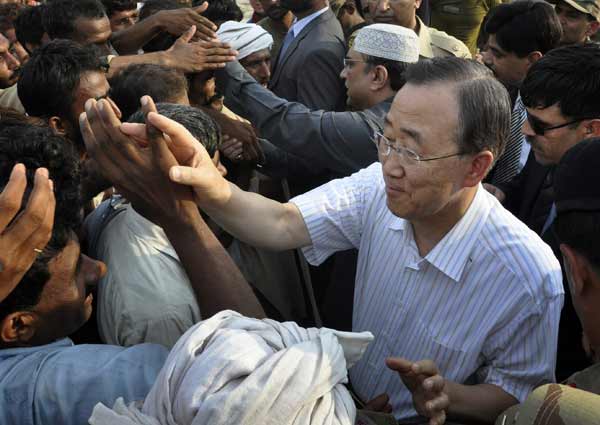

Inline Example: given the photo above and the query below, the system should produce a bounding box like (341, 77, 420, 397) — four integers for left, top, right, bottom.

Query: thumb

(176, 25, 196, 44)
(193, 2, 208, 13)
(169, 165, 205, 187)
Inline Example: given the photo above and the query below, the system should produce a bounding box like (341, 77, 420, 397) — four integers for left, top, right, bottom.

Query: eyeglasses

(343, 57, 367, 69)
(372, 131, 464, 164)
(526, 112, 596, 136)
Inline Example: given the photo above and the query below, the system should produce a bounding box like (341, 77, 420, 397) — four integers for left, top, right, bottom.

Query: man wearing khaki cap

(552, 0, 600, 45)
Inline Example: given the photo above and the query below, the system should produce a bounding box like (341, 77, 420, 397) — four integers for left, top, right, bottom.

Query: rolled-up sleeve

(291, 163, 383, 266)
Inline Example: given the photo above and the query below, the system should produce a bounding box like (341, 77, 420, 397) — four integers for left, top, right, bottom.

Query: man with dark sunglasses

(485, 43, 600, 382)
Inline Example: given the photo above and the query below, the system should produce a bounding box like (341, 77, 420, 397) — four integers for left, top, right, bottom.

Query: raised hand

(0, 165, 55, 302)
(165, 26, 238, 73)
(155, 2, 217, 41)
(79, 96, 197, 225)
(119, 98, 231, 209)
(386, 357, 449, 425)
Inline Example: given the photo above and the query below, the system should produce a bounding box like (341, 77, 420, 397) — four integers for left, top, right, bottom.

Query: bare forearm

(110, 15, 162, 54)
(445, 382, 518, 424)
(200, 182, 311, 251)
(107, 51, 167, 79)
(161, 205, 265, 319)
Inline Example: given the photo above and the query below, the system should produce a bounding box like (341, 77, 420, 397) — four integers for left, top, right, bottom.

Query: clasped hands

(79, 95, 230, 226)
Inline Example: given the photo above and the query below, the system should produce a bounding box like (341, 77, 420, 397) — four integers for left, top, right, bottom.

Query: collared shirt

(86, 199, 201, 348)
(416, 16, 471, 59)
(0, 338, 168, 425)
(291, 163, 564, 420)
(289, 6, 329, 38)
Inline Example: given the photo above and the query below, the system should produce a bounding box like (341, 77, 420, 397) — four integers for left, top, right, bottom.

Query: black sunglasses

(526, 113, 596, 136)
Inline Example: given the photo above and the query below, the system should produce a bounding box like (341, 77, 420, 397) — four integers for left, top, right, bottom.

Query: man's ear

(48, 116, 68, 136)
(463, 151, 493, 188)
(0, 311, 37, 345)
(585, 118, 600, 138)
(586, 20, 600, 38)
(560, 243, 589, 297)
(370, 65, 389, 90)
(526, 51, 543, 66)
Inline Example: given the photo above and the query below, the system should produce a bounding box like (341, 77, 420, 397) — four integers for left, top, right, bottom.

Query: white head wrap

(216, 21, 274, 60)
(89, 310, 374, 425)
(353, 24, 420, 63)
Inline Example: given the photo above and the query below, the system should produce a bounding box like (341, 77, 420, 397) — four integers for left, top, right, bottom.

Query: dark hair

(0, 3, 22, 35)
(193, 0, 243, 25)
(18, 39, 103, 121)
(42, 0, 107, 40)
(485, 0, 562, 57)
(555, 211, 600, 270)
(364, 55, 409, 91)
(15, 5, 45, 52)
(139, 0, 182, 52)
(128, 103, 221, 156)
(0, 123, 81, 321)
(101, 0, 137, 17)
(110, 64, 189, 120)
(521, 44, 600, 121)
(404, 58, 512, 162)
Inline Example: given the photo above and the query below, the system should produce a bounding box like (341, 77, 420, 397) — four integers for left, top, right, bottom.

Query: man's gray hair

(128, 103, 221, 157)
(404, 57, 511, 164)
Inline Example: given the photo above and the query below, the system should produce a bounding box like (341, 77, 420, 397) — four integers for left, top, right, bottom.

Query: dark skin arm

(79, 96, 265, 319)
(110, 3, 217, 55)
(107, 26, 238, 79)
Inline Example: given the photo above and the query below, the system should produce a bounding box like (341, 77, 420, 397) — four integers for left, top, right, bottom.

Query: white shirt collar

(290, 6, 329, 38)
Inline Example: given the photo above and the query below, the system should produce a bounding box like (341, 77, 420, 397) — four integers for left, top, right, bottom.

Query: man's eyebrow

(399, 127, 422, 145)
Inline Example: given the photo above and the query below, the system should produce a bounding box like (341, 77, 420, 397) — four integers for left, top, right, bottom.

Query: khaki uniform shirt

(416, 16, 472, 59)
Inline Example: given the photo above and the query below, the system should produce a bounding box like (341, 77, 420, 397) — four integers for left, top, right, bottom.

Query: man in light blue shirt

(0, 104, 264, 425)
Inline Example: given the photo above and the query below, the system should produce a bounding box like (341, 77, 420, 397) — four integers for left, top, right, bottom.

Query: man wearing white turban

(217, 21, 274, 87)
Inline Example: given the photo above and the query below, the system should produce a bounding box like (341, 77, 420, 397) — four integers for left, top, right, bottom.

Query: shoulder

(425, 25, 472, 58)
(480, 192, 563, 301)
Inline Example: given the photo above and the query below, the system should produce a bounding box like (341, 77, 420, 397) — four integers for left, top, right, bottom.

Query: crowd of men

(0, 0, 600, 423)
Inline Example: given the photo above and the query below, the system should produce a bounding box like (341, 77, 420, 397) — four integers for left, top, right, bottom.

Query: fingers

(412, 359, 440, 377)
(192, 2, 209, 13)
(5, 168, 52, 245)
(23, 176, 55, 255)
(106, 97, 122, 120)
(177, 25, 196, 44)
(386, 357, 415, 374)
(140, 95, 160, 141)
(429, 410, 446, 425)
(146, 111, 208, 159)
(0, 164, 27, 231)
(120, 122, 148, 140)
(169, 165, 202, 187)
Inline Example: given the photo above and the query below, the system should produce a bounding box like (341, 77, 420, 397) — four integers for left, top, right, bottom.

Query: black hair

(364, 55, 409, 91)
(0, 122, 81, 322)
(192, 0, 243, 25)
(18, 39, 103, 121)
(139, 0, 182, 52)
(485, 0, 562, 57)
(15, 5, 45, 52)
(110, 63, 189, 120)
(555, 211, 600, 270)
(42, 0, 107, 40)
(521, 44, 600, 120)
(128, 103, 221, 156)
(101, 0, 137, 17)
(404, 57, 511, 163)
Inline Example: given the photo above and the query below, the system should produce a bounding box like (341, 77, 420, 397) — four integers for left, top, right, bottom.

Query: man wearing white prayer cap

(217, 21, 274, 87)
(214, 23, 420, 176)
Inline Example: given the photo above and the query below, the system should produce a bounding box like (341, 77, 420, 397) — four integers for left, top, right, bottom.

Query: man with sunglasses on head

(487, 43, 600, 383)
(168, 57, 563, 424)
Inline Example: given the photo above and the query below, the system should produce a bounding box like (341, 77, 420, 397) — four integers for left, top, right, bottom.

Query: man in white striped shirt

(109, 58, 564, 424)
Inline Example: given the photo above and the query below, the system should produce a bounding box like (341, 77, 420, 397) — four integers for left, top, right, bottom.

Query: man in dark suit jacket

(269, 0, 346, 111)
(487, 44, 600, 381)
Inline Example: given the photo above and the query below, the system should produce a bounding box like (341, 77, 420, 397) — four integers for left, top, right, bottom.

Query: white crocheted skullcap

(353, 23, 419, 63)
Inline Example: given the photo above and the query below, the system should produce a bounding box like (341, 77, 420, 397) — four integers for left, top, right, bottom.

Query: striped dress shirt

(291, 163, 564, 420)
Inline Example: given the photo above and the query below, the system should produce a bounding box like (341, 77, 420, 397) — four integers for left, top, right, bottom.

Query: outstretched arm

(120, 103, 312, 251)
